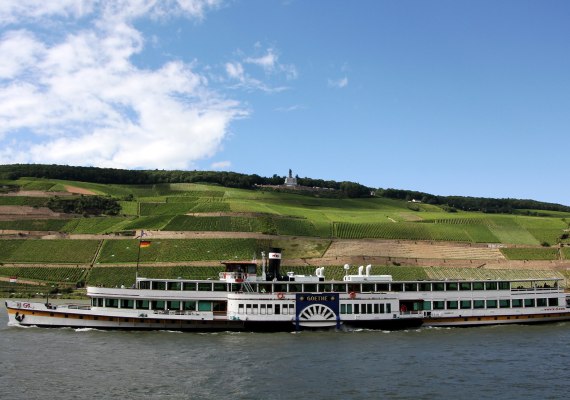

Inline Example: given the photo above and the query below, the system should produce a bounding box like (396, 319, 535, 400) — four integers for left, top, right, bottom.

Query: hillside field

(1, 177, 570, 295)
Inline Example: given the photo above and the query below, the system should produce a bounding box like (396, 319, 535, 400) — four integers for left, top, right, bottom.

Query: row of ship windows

(422, 297, 559, 310)
(237, 303, 395, 315)
(138, 281, 556, 292)
(92, 298, 218, 312)
(238, 304, 294, 315)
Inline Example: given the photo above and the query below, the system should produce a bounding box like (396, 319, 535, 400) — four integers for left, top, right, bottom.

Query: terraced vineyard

(0, 240, 99, 263)
(97, 238, 267, 263)
(2, 177, 570, 294)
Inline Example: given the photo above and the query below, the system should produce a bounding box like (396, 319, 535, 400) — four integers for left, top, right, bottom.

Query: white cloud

(225, 62, 245, 81)
(225, 45, 297, 92)
(0, 0, 246, 170)
(211, 160, 231, 169)
(245, 48, 278, 71)
(328, 76, 348, 88)
(275, 104, 305, 112)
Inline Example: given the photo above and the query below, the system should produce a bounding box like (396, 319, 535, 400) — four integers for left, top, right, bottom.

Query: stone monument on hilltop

(284, 169, 298, 187)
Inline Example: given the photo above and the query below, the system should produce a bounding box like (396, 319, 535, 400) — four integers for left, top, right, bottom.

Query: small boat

(5, 248, 570, 331)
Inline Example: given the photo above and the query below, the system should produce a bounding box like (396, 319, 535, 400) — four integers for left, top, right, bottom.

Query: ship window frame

(121, 299, 134, 309)
(274, 284, 287, 292)
(460, 282, 472, 291)
(167, 282, 181, 291)
(391, 283, 403, 292)
(485, 282, 498, 290)
(213, 283, 227, 292)
(511, 299, 523, 308)
(433, 301, 445, 310)
(333, 284, 346, 292)
(486, 300, 497, 308)
(404, 283, 417, 292)
(473, 282, 484, 290)
(524, 298, 535, 307)
(419, 283, 431, 292)
(473, 300, 485, 309)
(152, 281, 166, 290)
(303, 284, 317, 292)
(259, 283, 272, 293)
(537, 298, 547, 307)
(460, 300, 472, 309)
(151, 300, 165, 310)
(362, 284, 375, 292)
(433, 283, 445, 291)
(499, 299, 510, 308)
(105, 298, 119, 308)
(183, 301, 196, 311)
(136, 299, 149, 309)
(446, 300, 458, 310)
(498, 282, 510, 290)
(289, 284, 303, 293)
(548, 298, 559, 307)
(167, 301, 180, 311)
(377, 283, 389, 291)
(198, 283, 212, 291)
(183, 282, 197, 291)
(446, 282, 458, 291)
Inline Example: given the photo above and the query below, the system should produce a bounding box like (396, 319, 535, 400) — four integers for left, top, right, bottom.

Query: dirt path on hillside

(64, 186, 97, 195)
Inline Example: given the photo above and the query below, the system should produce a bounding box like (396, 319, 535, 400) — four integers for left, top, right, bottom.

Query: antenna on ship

(261, 251, 266, 280)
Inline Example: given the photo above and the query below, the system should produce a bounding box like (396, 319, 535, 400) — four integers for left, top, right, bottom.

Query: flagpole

(135, 239, 142, 284)
(135, 230, 145, 289)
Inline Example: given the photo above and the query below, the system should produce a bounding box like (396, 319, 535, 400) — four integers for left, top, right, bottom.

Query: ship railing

(61, 304, 91, 310)
(153, 310, 210, 316)
(399, 310, 423, 316)
(511, 286, 558, 292)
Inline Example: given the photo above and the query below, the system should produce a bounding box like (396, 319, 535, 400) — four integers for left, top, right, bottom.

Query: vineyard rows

(97, 238, 264, 263)
(0, 266, 87, 283)
(500, 248, 560, 260)
(0, 240, 100, 263)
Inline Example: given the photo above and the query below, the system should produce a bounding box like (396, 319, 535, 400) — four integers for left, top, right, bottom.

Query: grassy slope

(2, 178, 570, 291)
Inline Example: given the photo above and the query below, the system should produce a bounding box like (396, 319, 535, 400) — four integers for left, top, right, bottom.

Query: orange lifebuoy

(277, 292, 285, 300)
(349, 291, 356, 299)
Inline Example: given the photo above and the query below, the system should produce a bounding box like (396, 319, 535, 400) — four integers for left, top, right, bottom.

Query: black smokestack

(267, 247, 282, 281)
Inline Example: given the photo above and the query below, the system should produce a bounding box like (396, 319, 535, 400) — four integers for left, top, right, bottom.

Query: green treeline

(47, 196, 121, 216)
(0, 164, 371, 198)
(377, 188, 570, 214)
(1, 164, 568, 211)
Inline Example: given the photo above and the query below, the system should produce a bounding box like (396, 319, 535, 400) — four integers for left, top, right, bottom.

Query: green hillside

(2, 177, 570, 245)
(1, 176, 570, 296)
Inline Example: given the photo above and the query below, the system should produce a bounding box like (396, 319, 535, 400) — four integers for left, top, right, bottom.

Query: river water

(1, 302, 569, 400)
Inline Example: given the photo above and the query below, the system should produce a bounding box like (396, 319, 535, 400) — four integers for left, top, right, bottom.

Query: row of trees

(47, 196, 121, 216)
(1, 164, 568, 211)
(376, 188, 570, 213)
(0, 164, 372, 198)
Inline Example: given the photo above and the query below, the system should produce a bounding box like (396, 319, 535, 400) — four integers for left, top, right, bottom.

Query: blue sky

(1, 1, 569, 205)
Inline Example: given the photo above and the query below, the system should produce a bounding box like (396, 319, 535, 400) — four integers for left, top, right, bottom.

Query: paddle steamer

(5, 248, 570, 331)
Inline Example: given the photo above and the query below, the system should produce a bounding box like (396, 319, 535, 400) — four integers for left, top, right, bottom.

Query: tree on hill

(47, 196, 121, 216)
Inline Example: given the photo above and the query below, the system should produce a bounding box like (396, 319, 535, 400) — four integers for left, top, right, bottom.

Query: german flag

(139, 240, 151, 248)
